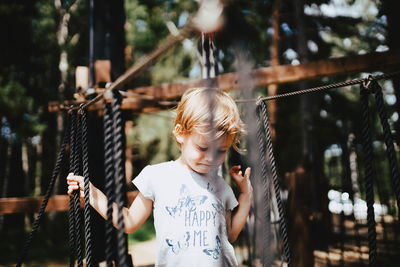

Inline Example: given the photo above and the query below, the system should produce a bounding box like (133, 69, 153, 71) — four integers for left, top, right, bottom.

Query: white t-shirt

(133, 160, 239, 267)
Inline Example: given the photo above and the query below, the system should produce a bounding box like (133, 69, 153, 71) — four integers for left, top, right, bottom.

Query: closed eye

(198, 146, 208, 152)
(217, 150, 227, 154)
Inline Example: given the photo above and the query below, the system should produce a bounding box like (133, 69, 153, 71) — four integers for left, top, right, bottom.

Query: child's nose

(204, 149, 215, 162)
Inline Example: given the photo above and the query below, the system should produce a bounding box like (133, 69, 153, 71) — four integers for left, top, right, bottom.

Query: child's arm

(67, 173, 153, 234)
(227, 166, 252, 243)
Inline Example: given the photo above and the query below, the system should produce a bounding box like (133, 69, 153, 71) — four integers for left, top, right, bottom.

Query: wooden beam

(130, 49, 400, 100)
(48, 49, 400, 112)
(0, 191, 138, 215)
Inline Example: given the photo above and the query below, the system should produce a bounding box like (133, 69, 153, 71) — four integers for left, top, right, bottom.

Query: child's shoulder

(142, 160, 176, 173)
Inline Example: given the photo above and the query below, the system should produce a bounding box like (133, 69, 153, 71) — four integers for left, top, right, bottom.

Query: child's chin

(193, 166, 210, 174)
(194, 165, 217, 174)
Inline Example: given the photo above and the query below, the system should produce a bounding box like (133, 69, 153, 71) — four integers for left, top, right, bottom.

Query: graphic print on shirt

(212, 200, 224, 213)
(207, 182, 214, 193)
(165, 184, 208, 218)
(164, 183, 224, 260)
(203, 235, 222, 259)
(165, 231, 191, 254)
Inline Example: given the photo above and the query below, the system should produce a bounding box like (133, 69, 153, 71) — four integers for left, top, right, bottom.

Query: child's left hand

(230, 165, 252, 195)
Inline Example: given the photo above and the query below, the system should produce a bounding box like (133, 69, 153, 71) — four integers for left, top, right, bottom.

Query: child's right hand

(67, 172, 84, 197)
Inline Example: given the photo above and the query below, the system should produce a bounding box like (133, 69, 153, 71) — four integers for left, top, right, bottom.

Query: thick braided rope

(80, 108, 93, 267)
(16, 121, 70, 267)
(203, 33, 212, 79)
(69, 111, 77, 267)
(74, 112, 84, 267)
(104, 100, 116, 266)
(371, 80, 400, 210)
(258, 100, 292, 267)
(360, 85, 377, 267)
(204, 39, 218, 163)
(111, 90, 128, 266)
(255, 107, 273, 266)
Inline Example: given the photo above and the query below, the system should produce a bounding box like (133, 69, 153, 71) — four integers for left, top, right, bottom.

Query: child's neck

(175, 157, 217, 177)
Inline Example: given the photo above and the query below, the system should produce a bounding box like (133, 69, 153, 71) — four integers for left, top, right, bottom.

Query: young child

(67, 87, 252, 267)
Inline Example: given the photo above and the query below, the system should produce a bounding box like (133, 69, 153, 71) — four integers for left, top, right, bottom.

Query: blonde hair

(174, 87, 245, 151)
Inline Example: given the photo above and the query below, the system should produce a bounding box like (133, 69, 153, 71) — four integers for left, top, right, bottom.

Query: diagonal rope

(258, 100, 292, 267)
(255, 106, 273, 267)
(68, 21, 195, 113)
(111, 90, 128, 266)
(16, 119, 70, 267)
(104, 100, 116, 267)
(80, 107, 93, 267)
(235, 70, 400, 103)
(359, 84, 377, 267)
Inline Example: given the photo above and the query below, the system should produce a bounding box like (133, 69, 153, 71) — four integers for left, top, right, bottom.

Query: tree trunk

(291, 0, 315, 265)
(4, 139, 25, 230)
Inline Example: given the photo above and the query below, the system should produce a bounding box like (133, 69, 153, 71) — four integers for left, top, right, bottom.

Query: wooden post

(75, 66, 89, 91)
(286, 166, 314, 267)
(94, 59, 112, 87)
(267, 0, 282, 142)
(293, 0, 315, 265)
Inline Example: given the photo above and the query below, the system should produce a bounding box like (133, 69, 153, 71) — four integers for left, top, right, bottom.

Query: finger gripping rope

(360, 85, 377, 267)
(16, 120, 70, 267)
(81, 108, 93, 267)
(258, 100, 292, 267)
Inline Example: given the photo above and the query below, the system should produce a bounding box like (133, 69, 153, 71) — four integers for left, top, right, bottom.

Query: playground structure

(1, 1, 400, 266)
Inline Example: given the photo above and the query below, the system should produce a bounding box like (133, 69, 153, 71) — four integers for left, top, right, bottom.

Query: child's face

(177, 131, 233, 174)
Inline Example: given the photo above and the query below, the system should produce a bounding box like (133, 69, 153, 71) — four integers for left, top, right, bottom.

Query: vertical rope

(111, 90, 128, 266)
(104, 100, 116, 266)
(69, 111, 77, 267)
(258, 100, 292, 267)
(202, 33, 218, 167)
(74, 112, 84, 267)
(371, 80, 400, 210)
(16, 120, 70, 267)
(360, 85, 377, 267)
(80, 108, 93, 267)
(255, 106, 273, 267)
(202, 33, 213, 79)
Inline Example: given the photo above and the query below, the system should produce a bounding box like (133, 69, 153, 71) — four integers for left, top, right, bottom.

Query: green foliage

(129, 214, 156, 242)
(0, 77, 46, 137)
(127, 111, 179, 178)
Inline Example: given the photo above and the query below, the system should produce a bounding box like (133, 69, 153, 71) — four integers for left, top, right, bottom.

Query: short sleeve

(132, 166, 155, 201)
(224, 183, 239, 211)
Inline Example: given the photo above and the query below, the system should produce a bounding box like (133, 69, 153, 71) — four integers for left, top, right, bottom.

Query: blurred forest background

(1, 0, 400, 266)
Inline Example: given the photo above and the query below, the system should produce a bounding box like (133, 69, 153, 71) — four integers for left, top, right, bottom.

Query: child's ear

(174, 124, 185, 144)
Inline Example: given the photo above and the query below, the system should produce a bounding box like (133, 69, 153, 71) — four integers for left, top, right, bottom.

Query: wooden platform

(0, 191, 138, 215)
